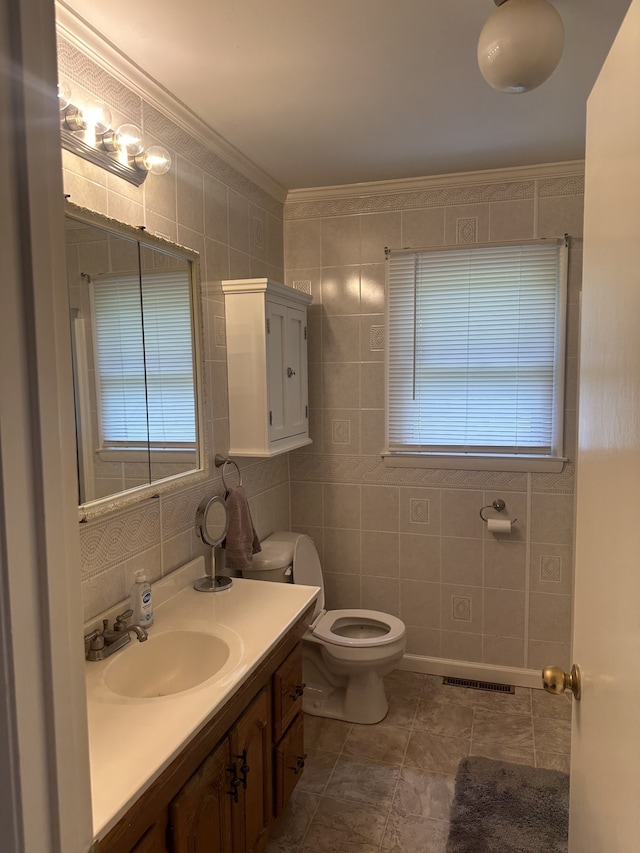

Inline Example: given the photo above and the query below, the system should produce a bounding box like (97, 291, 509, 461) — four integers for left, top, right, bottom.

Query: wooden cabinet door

(129, 814, 169, 853)
(274, 713, 306, 818)
(168, 737, 234, 853)
(231, 687, 272, 853)
(272, 643, 304, 743)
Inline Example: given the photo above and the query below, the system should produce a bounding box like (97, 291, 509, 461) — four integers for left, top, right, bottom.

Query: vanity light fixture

(58, 81, 172, 186)
(477, 0, 564, 93)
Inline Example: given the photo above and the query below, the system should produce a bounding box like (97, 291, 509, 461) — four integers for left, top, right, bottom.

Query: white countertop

(85, 559, 318, 841)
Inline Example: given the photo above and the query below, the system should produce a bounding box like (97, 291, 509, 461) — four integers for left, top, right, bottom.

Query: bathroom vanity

(85, 559, 318, 852)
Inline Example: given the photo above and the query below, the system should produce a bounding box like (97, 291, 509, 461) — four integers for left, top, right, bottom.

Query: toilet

(242, 531, 406, 724)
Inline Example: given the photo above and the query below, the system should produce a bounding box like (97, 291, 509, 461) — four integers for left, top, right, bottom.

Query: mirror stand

(193, 546, 233, 592)
(194, 495, 233, 593)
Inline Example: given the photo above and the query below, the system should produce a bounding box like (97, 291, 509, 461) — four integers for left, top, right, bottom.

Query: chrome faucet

(84, 609, 149, 661)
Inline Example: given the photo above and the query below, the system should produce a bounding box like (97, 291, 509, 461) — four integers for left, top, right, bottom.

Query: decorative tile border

(532, 464, 575, 494)
(57, 36, 143, 125)
(284, 170, 584, 222)
(538, 175, 585, 197)
(289, 452, 530, 490)
(79, 501, 161, 578)
(285, 179, 537, 221)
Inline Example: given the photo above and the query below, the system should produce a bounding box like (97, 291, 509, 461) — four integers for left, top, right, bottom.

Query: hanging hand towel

(223, 485, 261, 570)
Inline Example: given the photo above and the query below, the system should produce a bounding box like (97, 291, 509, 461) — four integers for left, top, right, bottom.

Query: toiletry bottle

(132, 570, 154, 627)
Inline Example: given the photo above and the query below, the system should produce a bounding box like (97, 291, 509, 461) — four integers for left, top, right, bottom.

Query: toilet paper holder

(479, 498, 517, 525)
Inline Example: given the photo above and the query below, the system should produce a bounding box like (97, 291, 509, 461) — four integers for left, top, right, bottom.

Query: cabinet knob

(288, 682, 306, 701)
(289, 753, 307, 775)
(287, 367, 296, 377)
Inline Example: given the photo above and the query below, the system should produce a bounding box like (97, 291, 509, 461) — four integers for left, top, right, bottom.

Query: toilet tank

(242, 536, 294, 583)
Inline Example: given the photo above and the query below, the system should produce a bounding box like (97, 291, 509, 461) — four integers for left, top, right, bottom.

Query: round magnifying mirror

(194, 496, 232, 592)
(196, 495, 228, 546)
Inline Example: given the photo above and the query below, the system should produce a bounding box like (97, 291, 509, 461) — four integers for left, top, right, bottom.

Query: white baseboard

(397, 653, 543, 690)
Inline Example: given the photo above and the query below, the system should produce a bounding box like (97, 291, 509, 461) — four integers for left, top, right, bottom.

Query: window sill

(382, 452, 567, 473)
(98, 448, 197, 464)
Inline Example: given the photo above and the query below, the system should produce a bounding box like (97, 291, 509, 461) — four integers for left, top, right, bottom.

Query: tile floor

(266, 670, 572, 853)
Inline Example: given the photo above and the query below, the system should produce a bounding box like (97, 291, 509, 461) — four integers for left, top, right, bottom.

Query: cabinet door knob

(288, 682, 306, 701)
(289, 754, 307, 774)
(287, 367, 296, 377)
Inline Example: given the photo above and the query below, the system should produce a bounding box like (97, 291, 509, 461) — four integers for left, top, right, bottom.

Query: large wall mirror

(65, 201, 207, 520)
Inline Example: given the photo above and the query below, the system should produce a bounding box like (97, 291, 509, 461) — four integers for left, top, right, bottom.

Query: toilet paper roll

(487, 518, 512, 534)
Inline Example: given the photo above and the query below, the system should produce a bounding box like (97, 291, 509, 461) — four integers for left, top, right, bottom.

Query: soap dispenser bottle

(131, 570, 154, 628)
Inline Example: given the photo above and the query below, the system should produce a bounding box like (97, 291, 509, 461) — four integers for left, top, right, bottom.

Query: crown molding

(55, 1, 287, 204)
(285, 160, 585, 205)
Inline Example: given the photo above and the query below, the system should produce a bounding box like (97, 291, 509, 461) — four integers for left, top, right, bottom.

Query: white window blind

(386, 239, 567, 462)
(92, 270, 196, 448)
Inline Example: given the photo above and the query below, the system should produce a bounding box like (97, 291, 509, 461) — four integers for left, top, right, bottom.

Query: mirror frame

(65, 200, 209, 521)
(195, 495, 228, 547)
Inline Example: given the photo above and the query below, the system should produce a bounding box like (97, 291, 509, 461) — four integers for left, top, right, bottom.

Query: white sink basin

(104, 630, 232, 699)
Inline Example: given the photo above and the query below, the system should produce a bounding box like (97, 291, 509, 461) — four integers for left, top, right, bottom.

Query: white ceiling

(57, 0, 632, 191)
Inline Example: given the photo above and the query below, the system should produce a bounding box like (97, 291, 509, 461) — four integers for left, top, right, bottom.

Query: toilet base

(302, 669, 389, 725)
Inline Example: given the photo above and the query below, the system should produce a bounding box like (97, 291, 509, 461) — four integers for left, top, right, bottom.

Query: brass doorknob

(542, 664, 581, 700)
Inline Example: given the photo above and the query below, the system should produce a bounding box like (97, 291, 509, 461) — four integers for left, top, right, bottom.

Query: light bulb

(57, 80, 72, 110)
(478, 0, 564, 93)
(81, 100, 112, 134)
(115, 124, 145, 156)
(135, 145, 172, 175)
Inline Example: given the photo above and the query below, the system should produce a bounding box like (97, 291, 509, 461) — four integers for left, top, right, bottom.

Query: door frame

(0, 0, 93, 848)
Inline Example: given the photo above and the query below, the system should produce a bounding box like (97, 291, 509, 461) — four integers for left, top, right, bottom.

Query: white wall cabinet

(222, 279, 312, 457)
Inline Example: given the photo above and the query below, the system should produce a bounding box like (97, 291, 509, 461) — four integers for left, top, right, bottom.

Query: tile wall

(57, 35, 290, 620)
(284, 170, 584, 672)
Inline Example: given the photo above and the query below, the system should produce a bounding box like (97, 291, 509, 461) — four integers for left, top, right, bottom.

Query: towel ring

(215, 454, 242, 493)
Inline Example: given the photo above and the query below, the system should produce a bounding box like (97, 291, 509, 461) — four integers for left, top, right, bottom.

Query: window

(92, 269, 196, 451)
(385, 239, 568, 472)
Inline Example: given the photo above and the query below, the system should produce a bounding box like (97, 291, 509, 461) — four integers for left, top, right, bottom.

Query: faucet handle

(113, 609, 134, 631)
(84, 629, 106, 661)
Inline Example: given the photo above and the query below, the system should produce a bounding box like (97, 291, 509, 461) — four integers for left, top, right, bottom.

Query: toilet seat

(311, 608, 405, 648)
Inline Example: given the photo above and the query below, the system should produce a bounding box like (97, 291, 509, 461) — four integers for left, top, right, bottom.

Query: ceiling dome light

(478, 0, 564, 93)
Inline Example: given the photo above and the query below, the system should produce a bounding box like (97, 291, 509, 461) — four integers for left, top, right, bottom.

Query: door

(267, 299, 287, 444)
(568, 1, 640, 849)
(284, 305, 308, 439)
(231, 687, 272, 853)
(168, 737, 234, 853)
(267, 299, 308, 447)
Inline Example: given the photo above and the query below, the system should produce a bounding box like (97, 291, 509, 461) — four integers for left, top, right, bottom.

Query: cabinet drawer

(272, 644, 304, 742)
(274, 713, 306, 818)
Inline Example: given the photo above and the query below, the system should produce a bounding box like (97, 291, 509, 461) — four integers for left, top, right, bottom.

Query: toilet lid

(292, 534, 325, 616)
(312, 609, 406, 647)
